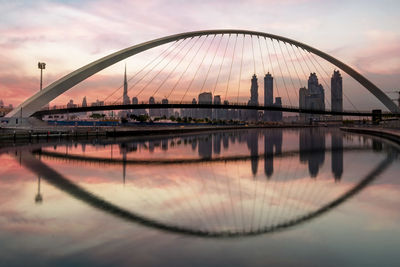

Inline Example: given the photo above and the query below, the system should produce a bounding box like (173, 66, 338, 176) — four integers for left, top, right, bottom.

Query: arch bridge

(5, 29, 400, 122)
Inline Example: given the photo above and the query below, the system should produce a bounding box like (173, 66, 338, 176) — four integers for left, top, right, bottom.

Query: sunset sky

(1, 0, 399, 110)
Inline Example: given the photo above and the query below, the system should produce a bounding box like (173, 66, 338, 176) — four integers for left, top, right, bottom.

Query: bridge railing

(37, 100, 395, 116)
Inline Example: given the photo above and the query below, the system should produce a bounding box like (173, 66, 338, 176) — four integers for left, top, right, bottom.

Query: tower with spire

(123, 64, 130, 105)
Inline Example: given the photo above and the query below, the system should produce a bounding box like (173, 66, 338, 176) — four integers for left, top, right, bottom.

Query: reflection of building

(247, 130, 259, 176)
(213, 133, 221, 155)
(35, 175, 43, 204)
(331, 132, 343, 181)
(299, 73, 325, 121)
(198, 135, 212, 158)
(331, 70, 343, 120)
(264, 129, 283, 178)
(299, 128, 326, 177)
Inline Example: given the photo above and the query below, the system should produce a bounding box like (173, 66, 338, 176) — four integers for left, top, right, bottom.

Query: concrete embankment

(0, 124, 315, 142)
(341, 127, 400, 145)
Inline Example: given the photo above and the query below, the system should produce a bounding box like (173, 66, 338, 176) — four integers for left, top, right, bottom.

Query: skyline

(1, 0, 399, 111)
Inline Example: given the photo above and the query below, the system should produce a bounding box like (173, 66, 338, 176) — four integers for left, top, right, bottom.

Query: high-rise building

(0, 99, 4, 108)
(331, 132, 343, 181)
(198, 92, 212, 119)
(248, 74, 259, 121)
(299, 73, 325, 122)
(331, 70, 343, 120)
(122, 65, 130, 105)
(149, 96, 158, 117)
(67, 99, 76, 108)
(213, 95, 221, 120)
(264, 73, 273, 121)
(82, 96, 87, 107)
(160, 98, 170, 118)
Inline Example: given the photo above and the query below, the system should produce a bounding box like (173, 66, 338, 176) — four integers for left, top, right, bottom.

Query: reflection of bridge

(17, 145, 397, 238)
(32, 102, 397, 118)
(5, 29, 400, 126)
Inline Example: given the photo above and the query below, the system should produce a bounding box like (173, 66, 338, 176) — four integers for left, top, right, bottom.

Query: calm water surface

(0, 128, 399, 267)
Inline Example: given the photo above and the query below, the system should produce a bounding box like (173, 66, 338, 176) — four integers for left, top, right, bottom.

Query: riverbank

(341, 127, 400, 145)
(1, 123, 317, 141)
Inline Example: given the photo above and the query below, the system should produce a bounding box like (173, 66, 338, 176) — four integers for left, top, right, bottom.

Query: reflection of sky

(0, 129, 400, 266)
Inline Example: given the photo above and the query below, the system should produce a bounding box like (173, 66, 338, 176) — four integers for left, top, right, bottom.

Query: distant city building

(264, 129, 283, 178)
(0, 99, 4, 108)
(213, 95, 221, 120)
(82, 96, 87, 107)
(248, 74, 259, 121)
(299, 128, 325, 177)
(123, 65, 130, 105)
(160, 98, 170, 118)
(67, 99, 77, 108)
(263, 73, 282, 122)
(331, 132, 343, 181)
(299, 73, 325, 121)
(198, 92, 212, 119)
(264, 72, 273, 121)
(131, 97, 146, 116)
(331, 70, 343, 120)
(149, 96, 159, 117)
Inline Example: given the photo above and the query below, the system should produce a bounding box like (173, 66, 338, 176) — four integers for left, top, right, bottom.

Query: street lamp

(38, 62, 46, 91)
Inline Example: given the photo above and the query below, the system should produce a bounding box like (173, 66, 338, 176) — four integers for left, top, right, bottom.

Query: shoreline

(340, 127, 400, 145)
(0, 124, 318, 141)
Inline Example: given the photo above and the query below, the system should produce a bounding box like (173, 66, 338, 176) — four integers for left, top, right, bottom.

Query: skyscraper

(331, 70, 343, 120)
(299, 73, 325, 122)
(82, 96, 87, 107)
(264, 72, 273, 121)
(122, 65, 130, 105)
(248, 74, 259, 121)
(198, 92, 212, 119)
(213, 95, 221, 120)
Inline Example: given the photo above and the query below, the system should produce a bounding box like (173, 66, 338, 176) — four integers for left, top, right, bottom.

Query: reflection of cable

(18, 146, 395, 238)
(34, 146, 370, 166)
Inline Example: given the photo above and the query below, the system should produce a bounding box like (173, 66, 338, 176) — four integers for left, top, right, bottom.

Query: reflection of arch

(6, 29, 399, 118)
(18, 148, 395, 238)
(33, 145, 369, 166)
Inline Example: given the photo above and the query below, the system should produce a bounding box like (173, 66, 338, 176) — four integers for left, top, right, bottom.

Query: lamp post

(38, 62, 46, 91)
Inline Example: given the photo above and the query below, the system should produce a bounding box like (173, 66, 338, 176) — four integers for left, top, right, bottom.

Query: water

(1, 128, 399, 267)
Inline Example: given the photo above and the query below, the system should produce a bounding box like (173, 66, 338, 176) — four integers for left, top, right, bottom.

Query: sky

(0, 0, 399, 110)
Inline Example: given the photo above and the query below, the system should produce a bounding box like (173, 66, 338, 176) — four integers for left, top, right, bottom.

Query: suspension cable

(153, 35, 205, 99)
(285, 44, 304, 88)
(134, 37, 194, 99)
(213, 34, 231, 97)
(309, 52, 358, 112)
(257, 36, 266, 75)
(200, 34, 223, 94)
(271, 38, 293, 106)
(224, 34, 238, 102)
(300, 48, 331, 108)
(278, 40, 298, 99)
(103, 40, 179, 103)
(112, 38, 186, 104)
(251, 35, 256, 74)
(167, 35, 216, 99)
(179, 35, 209, 103)
(264, 37, 281, 98)
(237, 34, 245, 103)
